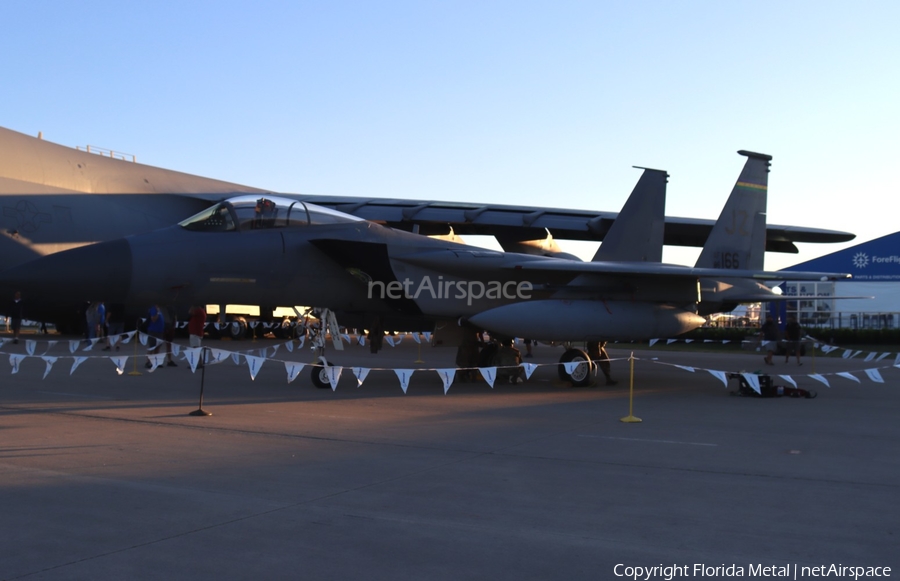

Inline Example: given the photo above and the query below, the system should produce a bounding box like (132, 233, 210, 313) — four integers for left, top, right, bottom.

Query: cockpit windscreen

(179, 195, 362, 232)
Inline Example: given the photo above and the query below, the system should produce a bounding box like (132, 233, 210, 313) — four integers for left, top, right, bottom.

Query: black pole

(189, 346, 212, 416)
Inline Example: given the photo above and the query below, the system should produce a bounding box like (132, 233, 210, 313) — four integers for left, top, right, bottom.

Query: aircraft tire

(227, 318, 248, 340)
(311, 361, 332, 389)
(558, 348, 593, 387)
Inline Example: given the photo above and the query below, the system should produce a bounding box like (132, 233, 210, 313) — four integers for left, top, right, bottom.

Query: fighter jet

(0, 177, 850, 386)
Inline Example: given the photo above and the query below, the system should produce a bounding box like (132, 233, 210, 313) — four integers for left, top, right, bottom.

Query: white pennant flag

(147, 353, 166, 372)
(685, 339, 693, 344)
(111, 356, 129, 375)
(25, 340, 37, 356)
(297, 335, 305, 349)
(423, 332, 431, 343)
(722, 340, 730, 344)
(836, 372, 860, 383)
(666, 339, 677, 345)
(394, 369, 414, 393)
(205, 349, 227, 365)
(82, 338, 99, 351)
(231, 352, 241, 365)
(411, 332, 421, 344)
(68, 340, 80, 353)
(341, 333, 351, 344)
(436, 369, 455, 394)
(864, 368, 884, 383)
(170, 343, 181, 357)
(71, 356, 88, 375)
(562, 361, 581, 375)
(706, 369, 729, 387)
(139, 333, 149, 346)
(284, 362, 305, 383)
(245, 355, 264, 380)
(45, 340, 58, 354)
(808, 374, 830, 387)
(649, 339, 659, 347)
(41, 356, 58, 379)
(270, 344, 280, 356)
(481, 367, 497, 388)
(740, 373, 761, 394)
(0, 338, 9, 348)
(183, 348, 202, 373)
(674, 365, 695, 373)
(385, 335, 395, 347)
(325, 365, 342, 391)
(876, 352, 890, 361)
(121, 331, 136, 344)
(778, 374, 798, 388)
(520, 362, 537, 380)
(9, 353, 25, 374)
(352, 367, 370, 388)
(863, 352, 876, 362)
(285, 340, 294, 353)
(357, 335, 366, 347)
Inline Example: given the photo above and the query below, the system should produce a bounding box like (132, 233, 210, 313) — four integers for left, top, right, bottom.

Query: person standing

(103, 303, 125, 351)
(9, 291, 23, 344)
(188, 305, 207, 348)
(587, 340, 617, 386)
(784, 316, 803, 366)
(145, 304, 166, 368)
(761, 318, 779, 365)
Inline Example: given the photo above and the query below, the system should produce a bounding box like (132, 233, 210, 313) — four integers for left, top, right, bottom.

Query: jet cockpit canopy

(179, 195, 363, 232)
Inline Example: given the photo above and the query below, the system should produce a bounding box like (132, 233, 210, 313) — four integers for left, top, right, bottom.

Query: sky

(3, 0, 898, 270)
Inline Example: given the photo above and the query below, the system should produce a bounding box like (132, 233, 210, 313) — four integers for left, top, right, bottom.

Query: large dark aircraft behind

(0, 125, 854, 276)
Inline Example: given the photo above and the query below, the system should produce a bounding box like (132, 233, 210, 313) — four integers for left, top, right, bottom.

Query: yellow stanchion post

(620, 352, 641, 423)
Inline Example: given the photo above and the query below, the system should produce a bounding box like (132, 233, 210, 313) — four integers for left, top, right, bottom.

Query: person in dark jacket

(761, 318, 779, 365)
(784, 316, 803, 365)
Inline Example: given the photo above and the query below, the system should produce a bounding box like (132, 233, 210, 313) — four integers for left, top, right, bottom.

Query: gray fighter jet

(0, 159, 849, 385)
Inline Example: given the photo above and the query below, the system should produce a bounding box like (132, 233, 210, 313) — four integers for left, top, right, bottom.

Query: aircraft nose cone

(0, 239, 133, 304)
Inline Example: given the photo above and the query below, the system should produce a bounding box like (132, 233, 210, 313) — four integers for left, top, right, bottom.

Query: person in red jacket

(188, 305, 207, 348)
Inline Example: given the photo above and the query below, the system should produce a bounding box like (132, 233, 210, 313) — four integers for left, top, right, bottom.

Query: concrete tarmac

(1, 336, 897, 580)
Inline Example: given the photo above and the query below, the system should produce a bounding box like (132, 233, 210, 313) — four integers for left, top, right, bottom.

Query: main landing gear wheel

(311, 360, 333, 389)
(558, 348, 593, 387)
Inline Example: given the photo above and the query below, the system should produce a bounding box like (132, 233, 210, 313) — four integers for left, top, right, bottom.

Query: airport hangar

(774, 231, 900, 330)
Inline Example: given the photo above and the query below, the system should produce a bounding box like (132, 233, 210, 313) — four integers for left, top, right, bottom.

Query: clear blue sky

(4, 0, 898, 269)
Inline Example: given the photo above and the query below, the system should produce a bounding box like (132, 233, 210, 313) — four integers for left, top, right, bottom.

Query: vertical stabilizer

(695, 150, 771, 271)
(592, 168, 668, 262)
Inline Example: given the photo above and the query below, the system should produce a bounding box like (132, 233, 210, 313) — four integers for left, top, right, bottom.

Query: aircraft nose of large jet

(0, 238, 133, 304)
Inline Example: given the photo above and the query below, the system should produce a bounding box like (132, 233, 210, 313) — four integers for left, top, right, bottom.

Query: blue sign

(783, 232, 900, 281)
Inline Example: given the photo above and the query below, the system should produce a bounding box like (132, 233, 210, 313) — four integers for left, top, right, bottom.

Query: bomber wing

(0, 126, 854, 254)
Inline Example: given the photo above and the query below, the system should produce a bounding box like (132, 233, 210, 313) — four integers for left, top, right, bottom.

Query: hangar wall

(777, 232, 900, 329)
